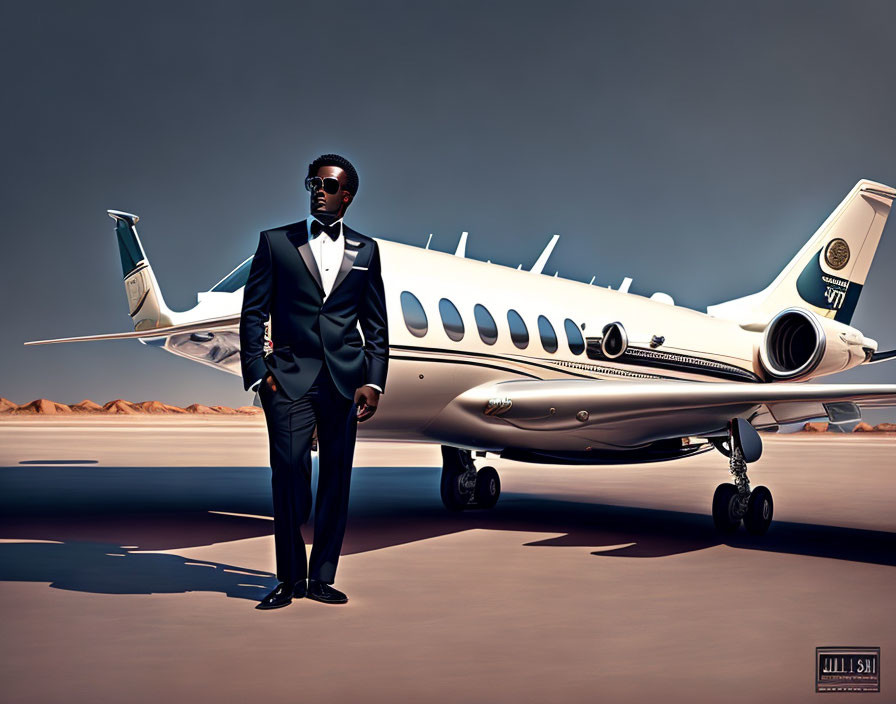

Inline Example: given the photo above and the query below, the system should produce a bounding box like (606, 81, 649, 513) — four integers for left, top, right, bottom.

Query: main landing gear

(440, 446, 501, 511)
(711, 418, 773, 536)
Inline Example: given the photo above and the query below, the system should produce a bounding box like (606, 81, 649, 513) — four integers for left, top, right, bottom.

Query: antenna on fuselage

(589, 275, 596, 285)
(454, 231, 468, 257)
(618, 277, 633, 294)
(530, 234, 559, 274)
(424, 233, 433, 250)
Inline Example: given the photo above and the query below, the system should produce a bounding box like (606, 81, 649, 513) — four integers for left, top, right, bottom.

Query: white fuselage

(363, 239, 759, 442)
(161, 237, 767, 446)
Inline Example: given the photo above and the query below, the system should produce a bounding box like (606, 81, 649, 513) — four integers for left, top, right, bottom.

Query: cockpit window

(474, 304, 498, 345)
(400, 291, 428, 337)
(564, 318, 585, 355)
(439, 298, 464, 341)
(210, 256, 253, 293)
(507, 309, 529, 349)
(538, 315, 558, 353)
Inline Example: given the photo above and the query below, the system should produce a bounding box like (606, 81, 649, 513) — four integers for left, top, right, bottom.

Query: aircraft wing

(24, 313, 246, 377)
(23, 315, 241, 345)
(453, 378, 896, 438)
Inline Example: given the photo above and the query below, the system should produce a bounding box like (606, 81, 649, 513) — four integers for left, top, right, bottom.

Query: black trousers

(258, 363, 358, 584)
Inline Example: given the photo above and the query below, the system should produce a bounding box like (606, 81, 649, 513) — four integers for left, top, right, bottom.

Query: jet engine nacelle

(758, 307, 873, 381)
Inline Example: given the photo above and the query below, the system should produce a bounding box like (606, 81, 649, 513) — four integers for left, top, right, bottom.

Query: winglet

(107, 210, 178, 330)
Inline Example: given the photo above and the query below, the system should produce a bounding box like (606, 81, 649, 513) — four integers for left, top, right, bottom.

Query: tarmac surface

(1, 417, 894, 703)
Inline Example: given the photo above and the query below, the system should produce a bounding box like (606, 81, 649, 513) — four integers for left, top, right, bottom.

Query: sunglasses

(305, 176, 343, 195)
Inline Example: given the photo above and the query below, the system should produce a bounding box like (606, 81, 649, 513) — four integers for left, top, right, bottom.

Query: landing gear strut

(440, 446, 501, 511)
(711, 418, 773, 536)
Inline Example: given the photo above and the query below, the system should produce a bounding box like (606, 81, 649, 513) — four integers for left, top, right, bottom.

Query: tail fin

(108, 210, 177, 331)
(708, 180, 895, 324)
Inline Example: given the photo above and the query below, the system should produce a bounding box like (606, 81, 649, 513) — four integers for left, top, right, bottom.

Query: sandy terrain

(0, 419, 893, 703)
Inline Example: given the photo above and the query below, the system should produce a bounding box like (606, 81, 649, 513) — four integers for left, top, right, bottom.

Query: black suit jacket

(239, 218, 389, 401)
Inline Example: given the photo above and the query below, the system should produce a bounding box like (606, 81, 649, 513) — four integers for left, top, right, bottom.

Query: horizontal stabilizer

(867, 348, 896, 365)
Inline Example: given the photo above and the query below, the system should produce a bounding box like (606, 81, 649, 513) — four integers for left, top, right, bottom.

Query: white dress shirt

(250, 215, 383, 395)
(309, 215, 346, 302)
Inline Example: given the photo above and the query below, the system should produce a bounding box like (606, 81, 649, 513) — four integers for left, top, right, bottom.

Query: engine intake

(759, 307, 867, 381)
(760, 309, 825, 379)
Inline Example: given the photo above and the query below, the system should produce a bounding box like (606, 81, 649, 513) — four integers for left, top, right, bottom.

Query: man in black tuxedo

(239, 154, 388, 609)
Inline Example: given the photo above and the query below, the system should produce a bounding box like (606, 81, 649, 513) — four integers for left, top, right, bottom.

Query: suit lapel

(286, 221, 325, 295)
(285, 219, 364, 302)
(329, 240, 360, 296)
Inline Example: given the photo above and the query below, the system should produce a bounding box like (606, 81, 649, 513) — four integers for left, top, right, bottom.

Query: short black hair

(308, 153, 359, 196)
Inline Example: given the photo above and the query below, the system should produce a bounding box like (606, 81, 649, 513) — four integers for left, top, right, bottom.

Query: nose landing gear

(440, 446, 501, 511)
(710, 418, 773, 536)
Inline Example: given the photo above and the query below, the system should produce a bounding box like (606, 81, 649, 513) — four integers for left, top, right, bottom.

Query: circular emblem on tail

(824, 238, 850, 270)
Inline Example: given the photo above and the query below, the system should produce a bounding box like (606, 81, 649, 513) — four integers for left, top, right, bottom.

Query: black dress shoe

(293, 580, 307, 599)
(307, 579, 348, 604)
(255, 582, 293, 610)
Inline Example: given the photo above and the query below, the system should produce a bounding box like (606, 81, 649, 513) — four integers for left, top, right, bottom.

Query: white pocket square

(351, 265, 368, 271)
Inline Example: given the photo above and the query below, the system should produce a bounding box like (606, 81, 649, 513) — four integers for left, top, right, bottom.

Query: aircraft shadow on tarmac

(0, 465, 894, 601)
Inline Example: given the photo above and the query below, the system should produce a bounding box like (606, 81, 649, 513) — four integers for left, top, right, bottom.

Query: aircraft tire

(473, 466, 501, 509)
(743, 486, 774, 536)
(440, 468, 470, 511)
(712, 483, 741, 533)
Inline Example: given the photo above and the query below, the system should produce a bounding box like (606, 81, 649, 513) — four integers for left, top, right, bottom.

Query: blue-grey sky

(2, 0, 894, 415)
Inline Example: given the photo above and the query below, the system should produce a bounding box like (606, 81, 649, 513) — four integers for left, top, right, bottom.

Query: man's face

(308, 165, 353, 218)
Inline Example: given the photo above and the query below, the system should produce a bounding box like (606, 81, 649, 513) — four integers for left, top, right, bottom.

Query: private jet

(26, 179, 896, 536)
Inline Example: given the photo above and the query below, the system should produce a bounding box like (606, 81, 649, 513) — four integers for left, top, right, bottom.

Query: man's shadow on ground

(0, 465, 894, 600)
(0, 541, 275, 601)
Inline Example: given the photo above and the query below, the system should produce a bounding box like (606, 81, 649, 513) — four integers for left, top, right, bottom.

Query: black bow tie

(310, 219, 340, 240)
